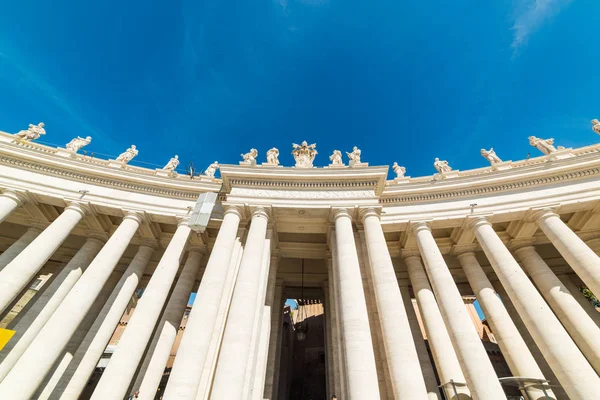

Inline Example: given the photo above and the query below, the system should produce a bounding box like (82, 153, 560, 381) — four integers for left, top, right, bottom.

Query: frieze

(230, 187, 375, 199)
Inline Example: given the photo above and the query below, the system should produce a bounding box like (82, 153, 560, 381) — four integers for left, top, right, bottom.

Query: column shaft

(557, 274, 600, 326)
(134, 249, 203, 400)
(457, 251, 552, 400)
(210, 208, 270, 399)
(412, 222, 505, 399)
(91, 222, 192, 400)
(0, 190, 23, 223)
(0, 227, 41, 272)
(362, 210, 428, 399)
(0, 212, 141, 400)
(0, 203, 85, 312)
(328, 252, 347, 398)
(472, 218, 600, 399)
(263, 281, 284, 399)
(164, 207, 242, 399)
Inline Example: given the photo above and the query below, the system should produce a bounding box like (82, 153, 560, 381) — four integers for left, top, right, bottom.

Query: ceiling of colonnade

(1, 1, 599, 179)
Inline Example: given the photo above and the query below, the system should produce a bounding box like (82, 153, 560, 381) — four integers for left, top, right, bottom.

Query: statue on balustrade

(329, 150, 343, 165)
(116, 145, 138, 164)
(434, 157, 452, 173)
(65, 136, 92, 152)
(480, 148, 502, 165)
(14, 122, 45, 142)
(266, 148, 280, 165)
(205, 161, 219, 177)
(241, 148, 258, 165)
(392, 162, 406, 178)
(346, 146, 362, 166)
(292, 141, 317, 168)
(163, 155, 180, 172)
(528, 136, 563, 155)
(592, 119, 600, 135)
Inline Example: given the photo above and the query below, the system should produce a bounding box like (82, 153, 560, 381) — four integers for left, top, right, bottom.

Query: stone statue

(329, 150, 343, 165)
(241, 148, 258, 165)
(346, 146, 361, 164)
(65, 136, 92, 152)
(528, 136, 560, 155)
(15, 122, 45, 142)
(116, 145, 138, 164)
(162, 155, 180, 172)
(392, 162, 406, 178)
(480, 148, 502, 165)
(434, 157, 452, 173)
(266, 148, 280, 165)
(291, 141, 318, 168)
(205, 161, 219, 177)
(592, 119, 600, 135)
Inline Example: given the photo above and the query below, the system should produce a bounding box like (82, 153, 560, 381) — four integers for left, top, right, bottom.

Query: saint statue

(291, 141, 317, 168)
(434, 157, 452, 173)
(15, 122, 45, 142)
(329, 150, 343, 165)
(205, 161, 219, 177)
(116, 145, 138, 164)
(266, 148, 280, 165)
(392, 162, 406, 178)
(65, 136, 92, 152)
(241, 148, 258, 165)
(528, 136, 560, 155)
(162, 155, 180, 172)
(480, 148, 502, 165)
(346, 146, 361, 165)
(592, 119, 600, 135)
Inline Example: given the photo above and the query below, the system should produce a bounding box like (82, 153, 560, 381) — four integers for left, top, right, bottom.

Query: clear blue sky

(0, 1, 598, 177)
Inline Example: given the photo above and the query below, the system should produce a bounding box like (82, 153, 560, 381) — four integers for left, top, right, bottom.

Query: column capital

(122, 210, 145, 224)
(86, 229, 109, 243)
(452, 244, 478, 257)
(466, 216, 492, 230)
(138, 238, 159, 250)
(330, 207, 353, 222)
(177, 215, 191, 227)
(64, 201, 89, 217)
(358, 207, 381, 222)
(401, 247, 421, 260)
(507, 238, 537, 252)
(408, 220, 431, 234)
(525, 207, 560, 223)
(187, 245, 205, 254)
(223, 204, 245, 219)
(1, 189, 25, 206)
(249, 205, 271, 221)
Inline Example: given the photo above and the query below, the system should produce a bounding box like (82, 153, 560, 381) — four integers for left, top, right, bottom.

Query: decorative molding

(230, 187, 375, 199)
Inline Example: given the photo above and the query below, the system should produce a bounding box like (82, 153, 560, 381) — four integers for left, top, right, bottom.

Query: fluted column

(534, 209, 600, 298)
(328, 208, 380, 399)
(361, 208, 428, 399)
(211, 207, 271, 399)
(91, 219, 192, 400)
(514, 244, 600, 374)
(0, 211, 142, 400)
(411, 221, 505, 399)
(0, 227, 41, 272)
(471, 217, 600, 399)
(404, 254, 470, 399)
(0, 236, 104, 381)
(0, 202, 86, 312)
(55, 244, 155, 399)
(456, 249, 553, 400)
(0, 189, 23, 223)
(134, 248, 203, 400)
(164, 205, 243, 399)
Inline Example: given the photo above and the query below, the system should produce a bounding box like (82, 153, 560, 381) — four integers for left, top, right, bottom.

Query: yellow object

(0, 328, 16, 351)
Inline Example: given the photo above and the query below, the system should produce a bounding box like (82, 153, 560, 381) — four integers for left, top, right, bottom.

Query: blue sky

(1, 1, 598, 177)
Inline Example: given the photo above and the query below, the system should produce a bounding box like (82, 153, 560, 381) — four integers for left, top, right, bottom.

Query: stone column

(164, 205, 243, 400)
(91, 220, 192, 400)
(361, 208, 429, 399)
(534, 209, 600, 298)
(404, 254, 470, 399)
(0, 202, 86, 313)
(0, 227, 41, 272)
(0, 211, 142, 400)
(0, 236, 104, 381)
(456, 249, 553, 400)
(328, 208, 380, 399)
(399, 283, 440, 400)
(322, 282, 334, 397)
(471, 217, 600, 399)
(210, 207, 271, 399)
(327, 252, 346, 398)
(557, 274, 600, 326)
(133, 248, 203, 400)
(412, 222, 505, 400)
(263, 280, 284, 399)
(514, 244, 600, 374)
(46, 244, 154, 399)
(0, 189, 23, 223)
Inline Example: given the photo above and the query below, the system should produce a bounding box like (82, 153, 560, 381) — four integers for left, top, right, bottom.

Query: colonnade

(0, 197, 600, 400)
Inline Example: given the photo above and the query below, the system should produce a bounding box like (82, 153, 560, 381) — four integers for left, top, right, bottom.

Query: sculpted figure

(392, 162, 406, 178)
(241, 148, 258, 164)
(205, 161, 219, 177)
(480, 148, 502, 165)
(15, 122, 45, 142)
(291, 141, 318, 168)
(528, 136, 559, 155)
(266, 148, 280, 165)
(163, 155, 180, 172)
(433, 157, 452, 173)
(346, 146, 361, 164)
(65, 136, 92, 152)
(329, 150, 343, 165)
(592, 119, 600, 135)
(116, 145, 138, 163)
